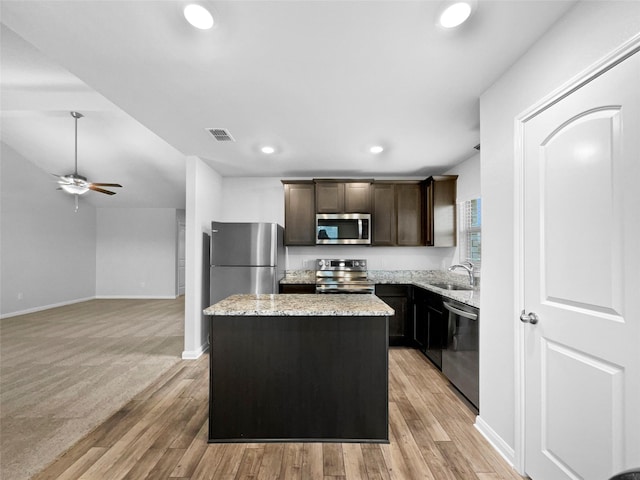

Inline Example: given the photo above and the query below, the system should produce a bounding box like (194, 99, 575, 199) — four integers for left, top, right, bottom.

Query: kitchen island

(204, 293, 394, 443)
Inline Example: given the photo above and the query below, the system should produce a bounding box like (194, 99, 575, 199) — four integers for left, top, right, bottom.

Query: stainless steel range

(315, 259, 375, 294)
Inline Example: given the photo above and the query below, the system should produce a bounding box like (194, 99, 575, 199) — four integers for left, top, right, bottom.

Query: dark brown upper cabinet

(282, 180, 316, 246)
(371, 181, 424, 246)
(315, 180, 372, 213)
(396, 182, 424, 246)
(424, 175, 458, 247)
(371, 183, 396, 246)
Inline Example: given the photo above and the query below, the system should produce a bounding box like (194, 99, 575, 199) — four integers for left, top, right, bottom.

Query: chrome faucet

(448, 261, 475, 287)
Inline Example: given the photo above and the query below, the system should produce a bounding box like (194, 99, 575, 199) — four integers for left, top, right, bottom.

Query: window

(459, 198, 481, 268)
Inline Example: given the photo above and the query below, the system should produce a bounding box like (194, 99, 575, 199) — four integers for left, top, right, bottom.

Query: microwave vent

(207, 128, 235, 142)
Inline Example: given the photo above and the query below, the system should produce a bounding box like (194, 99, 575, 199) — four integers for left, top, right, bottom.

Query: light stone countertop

(204, 293, 395, 317)
(280, 270, 480, 309)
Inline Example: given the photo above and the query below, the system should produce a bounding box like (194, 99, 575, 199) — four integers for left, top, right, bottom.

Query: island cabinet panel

(209, 314, 389, 443)
(279, 283, 316, 294)
(315, 180, 372, 213)
(282, 181, 316, 246)
(425, 175, 457, 247)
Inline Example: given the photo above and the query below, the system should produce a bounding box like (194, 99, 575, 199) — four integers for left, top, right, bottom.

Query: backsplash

(284, 246, 457, 271)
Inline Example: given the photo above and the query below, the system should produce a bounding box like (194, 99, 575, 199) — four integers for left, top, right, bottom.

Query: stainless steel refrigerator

(210, 222, 285, 305)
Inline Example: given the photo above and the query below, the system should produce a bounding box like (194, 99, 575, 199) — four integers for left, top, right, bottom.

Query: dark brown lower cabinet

(413, 287, 446, 369)
(375, 284, 411, 346)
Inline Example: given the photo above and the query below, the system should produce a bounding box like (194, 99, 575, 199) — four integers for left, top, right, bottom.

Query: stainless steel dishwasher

(442, 299, 479, 410)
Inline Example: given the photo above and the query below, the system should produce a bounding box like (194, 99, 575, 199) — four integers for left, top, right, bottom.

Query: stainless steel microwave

(316, 213, 371, 245)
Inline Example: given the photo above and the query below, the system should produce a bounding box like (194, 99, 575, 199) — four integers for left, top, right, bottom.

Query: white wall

(221, 178, 285, 225)
(478, 0, 640, 470)
(183, 156, 222, 359)
(96, 208, 178, 298)
(445, 152, 480, 202)
(1, 142, 97, 317)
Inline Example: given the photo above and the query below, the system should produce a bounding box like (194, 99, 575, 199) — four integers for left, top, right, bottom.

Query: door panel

(523, 51, 639, 479)
(542, 108, 623, 315)
(541, 339, 624, 479)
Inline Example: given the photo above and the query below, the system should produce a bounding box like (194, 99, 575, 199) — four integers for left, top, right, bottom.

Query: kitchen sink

(429, 283, 473, 291)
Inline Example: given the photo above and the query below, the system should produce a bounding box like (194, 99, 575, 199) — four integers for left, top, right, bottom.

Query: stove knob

(318, 260, 324, 267)
(353, 261, 359, 267)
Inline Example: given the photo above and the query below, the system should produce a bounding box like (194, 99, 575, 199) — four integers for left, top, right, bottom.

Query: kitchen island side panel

(208, 314, 389, 442)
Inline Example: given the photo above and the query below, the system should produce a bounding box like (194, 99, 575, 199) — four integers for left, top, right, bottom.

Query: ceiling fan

(54, 111, 122, 210)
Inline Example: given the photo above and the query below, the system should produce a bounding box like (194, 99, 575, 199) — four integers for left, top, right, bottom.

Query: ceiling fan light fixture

(184, 4, 214, 30)
(261, 146, 276, 154)
(61, 184, 89, 195)
(437, 0, 476, 29)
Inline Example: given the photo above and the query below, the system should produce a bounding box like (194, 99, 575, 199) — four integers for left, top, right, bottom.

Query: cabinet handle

(442, 302, 478, 320)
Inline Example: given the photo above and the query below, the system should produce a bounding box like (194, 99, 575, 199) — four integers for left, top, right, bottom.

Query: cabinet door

(375, 284, 411, 346)
(425, 176, 457, 247)
(396, 183, 424, 246)
(414, 295, 428, 349)
(425, 180, 434, 246)
(316, 182, 344, 213)
(413, 288, 445, 368)
(371, 184, 396, 246)
(283, 182, 316, 246)
(344, 182, 371, 213)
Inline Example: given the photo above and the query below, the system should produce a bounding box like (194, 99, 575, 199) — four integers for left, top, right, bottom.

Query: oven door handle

(443, 302, 478, 320)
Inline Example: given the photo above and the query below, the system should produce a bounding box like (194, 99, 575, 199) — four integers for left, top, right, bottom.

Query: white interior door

(522, 50, 639, 479)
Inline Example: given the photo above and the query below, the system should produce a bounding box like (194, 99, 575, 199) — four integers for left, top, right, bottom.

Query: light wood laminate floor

(32, 347, 524, 480)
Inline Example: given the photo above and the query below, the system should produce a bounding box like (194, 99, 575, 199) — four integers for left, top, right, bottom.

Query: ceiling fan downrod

(70, 111, 83, 176)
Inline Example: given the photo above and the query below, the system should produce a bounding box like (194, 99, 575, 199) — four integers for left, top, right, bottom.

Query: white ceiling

(0, 0, 577, 209)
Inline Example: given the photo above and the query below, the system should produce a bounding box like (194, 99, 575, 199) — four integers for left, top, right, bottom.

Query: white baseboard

(0, 296, 96, 319)
(95, 295, 178, 300)
(182, 343, 209, 360)
(475, 415, 517, 468)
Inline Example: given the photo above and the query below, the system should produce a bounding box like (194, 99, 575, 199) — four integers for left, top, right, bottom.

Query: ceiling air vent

(206, 128, 235, 142)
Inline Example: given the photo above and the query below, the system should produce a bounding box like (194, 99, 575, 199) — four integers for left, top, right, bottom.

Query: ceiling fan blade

(91, 182, 122, 187)
(89, 185, 117, 195)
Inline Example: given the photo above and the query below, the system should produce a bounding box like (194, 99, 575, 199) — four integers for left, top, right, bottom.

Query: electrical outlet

(140, 281, 146, 288)
(17, 292, 23, 300)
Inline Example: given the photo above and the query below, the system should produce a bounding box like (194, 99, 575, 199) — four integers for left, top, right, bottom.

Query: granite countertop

(280, 270, 480, 309)
(204, 293, 395, 317)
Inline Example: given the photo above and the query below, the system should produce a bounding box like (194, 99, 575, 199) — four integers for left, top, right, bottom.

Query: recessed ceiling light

(370, 146, 384, 154)
(184, 4, 214, 30)
(438, 1, 474, 28)
(261, 146, 276, 154)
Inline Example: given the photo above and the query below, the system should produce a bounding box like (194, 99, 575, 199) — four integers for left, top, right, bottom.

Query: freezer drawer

(210, 266, 278, 305)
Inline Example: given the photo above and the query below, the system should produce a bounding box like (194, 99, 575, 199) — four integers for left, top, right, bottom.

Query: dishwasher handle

(443, 301, 478, 321)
